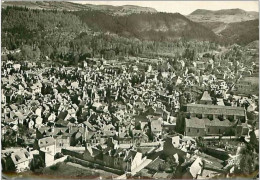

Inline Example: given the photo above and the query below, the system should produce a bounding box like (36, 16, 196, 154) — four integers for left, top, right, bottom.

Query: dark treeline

(2, 6, 220, 63)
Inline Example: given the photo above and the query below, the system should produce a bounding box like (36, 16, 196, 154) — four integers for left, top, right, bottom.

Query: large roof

(186, 104, 245, 116)
(185, 117, 232, 128)
(10, 149, 31, 165)
(185, 118, 205, 129)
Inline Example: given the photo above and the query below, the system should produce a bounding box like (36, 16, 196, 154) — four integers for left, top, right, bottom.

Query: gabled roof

(189, 157, 203, 178)
(10, 149, 31, 165)
(124, 150, 137, 161)
(70, 126, 85, 135)
(146, 156, 165, 172)
(83, 121, 96, 131)
(38, 137, 55, 148)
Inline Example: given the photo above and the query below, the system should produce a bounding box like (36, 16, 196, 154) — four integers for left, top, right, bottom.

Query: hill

(219, 19, 259, 45)
(190, 8, 258, 17)
(187, 8, 259, 44)
(188, 8, 258, 35)
(1, 1, 157, 15)
(189, 8, 258, 22)
(246, 40, 259, 50)
(74, 11, 218, 42)
(1, 2, 258, 45)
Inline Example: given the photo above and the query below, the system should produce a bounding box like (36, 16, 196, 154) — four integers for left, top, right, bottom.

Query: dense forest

(1, 6, 255, 64)
(220, 19, 259, 45)
(73, 10, 218, 42)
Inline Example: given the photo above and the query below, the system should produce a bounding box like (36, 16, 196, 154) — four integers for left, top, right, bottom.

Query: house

(28, 120, 35, 129)
(31, 84, 42, 94)
(145, 156, 165, 173)
(55, 135, 71, 152)
(47, 113, 56, 122)
(162, 119, 176, 133)
(2, 90, 6, 105)
(185, 118, 206, 137)
(33, 137, 56, 167)
(185, 118, 234, 137)
(70, 126, 87, 146)
(189, 157, 204, 179)
(117, 132, 132, 144)
(124, 150, 144, 172)
(3, 149, 34, 172)
(151, 119, 162, 137)
(132, 130, 149, 144)
(35, 117, 43, 128)
(83, 145, 103, 164)
(163, 137, 187, 158)
(186, 104, 246, 123)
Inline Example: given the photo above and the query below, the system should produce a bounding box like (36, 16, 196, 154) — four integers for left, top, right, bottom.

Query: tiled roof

(185, 118, 205, 129)
(38, 137, 55, 148)
(204, 118, 232, 127)
(185, 118, 232, 129)
(146, 156, 165, 171)
(186, 104, 245, 116)
(10, 149, 31, 165)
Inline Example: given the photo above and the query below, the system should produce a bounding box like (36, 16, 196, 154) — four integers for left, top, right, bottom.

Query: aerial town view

(1, 1, 259, 179)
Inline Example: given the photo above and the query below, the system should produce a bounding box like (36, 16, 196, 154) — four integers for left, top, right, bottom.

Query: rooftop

(200, 91, 212, 102)
(186, 104, 245, 116)
(185, 118, 233, 129)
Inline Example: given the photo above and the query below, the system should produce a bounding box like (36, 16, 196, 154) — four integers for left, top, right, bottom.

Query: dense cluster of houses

(1, 55, 258, 178)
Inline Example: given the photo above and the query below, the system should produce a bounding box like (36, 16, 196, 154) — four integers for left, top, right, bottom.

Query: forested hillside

(219, 19, 259, 45)
(74, 11, 218, 42)
(2, 6, 88, 49)
(187, 8, 259, 45)
(2, 6, 221, 63)
(2, 1, 157, 15)
(2, 5, 258, 65)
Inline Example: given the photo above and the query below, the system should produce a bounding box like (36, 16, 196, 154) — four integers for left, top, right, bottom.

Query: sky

(73, 1, 259, 15)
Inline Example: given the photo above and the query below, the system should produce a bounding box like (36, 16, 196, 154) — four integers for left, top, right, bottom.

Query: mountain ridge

(1, 1, 157, 15)
(190, 8, 258, 16)
(1, 2, 258, 45)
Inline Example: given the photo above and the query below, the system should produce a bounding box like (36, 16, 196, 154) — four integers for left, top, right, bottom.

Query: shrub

(49, 163, 60, 171)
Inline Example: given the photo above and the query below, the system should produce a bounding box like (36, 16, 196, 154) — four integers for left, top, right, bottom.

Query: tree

(41, 44, 53, 58)
(176, 112, 186, 134)
(235, 144, 258, 177)
(21, 45, 34, 60)
(129, 127, 133, 138)
(34, 46, 41, 60)
(249, 130, 259, 152)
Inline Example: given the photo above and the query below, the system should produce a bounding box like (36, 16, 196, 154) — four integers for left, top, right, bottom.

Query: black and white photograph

(1, 1, 259, 179)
